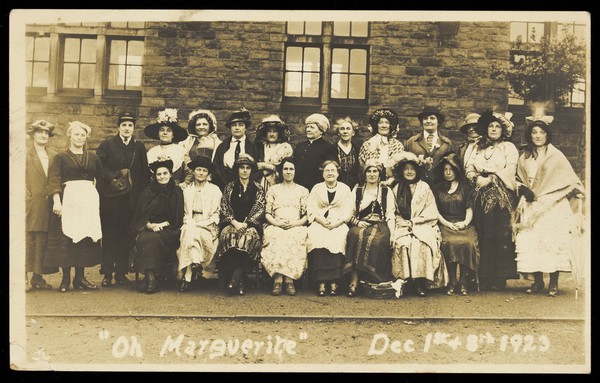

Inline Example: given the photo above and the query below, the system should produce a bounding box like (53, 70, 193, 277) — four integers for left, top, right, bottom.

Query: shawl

(393, 180, 440, 250)
(220, 180, 266, 236)
(130, 180, 184, 236)
(307, 182, 353, 224)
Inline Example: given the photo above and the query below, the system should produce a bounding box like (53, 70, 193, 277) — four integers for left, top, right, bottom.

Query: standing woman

(130, 159, 184, 294)
(145, 108, 189, 184)
(180, 109, 222, 162)
(177, 155, 222, 292)
(358, 109, 405, 184)
(218, 154, 266, 295)
(330, 117, 360, 190)
(432, 153, 480, 296)
(390, 152, 447, 296)
(45, 121, 104, 293)
(466, 110, 519, 291)
(344, 160, 396, 297)
(456, 113, 482, 170)
(306, 160, 353, 296)
(254, 115, 293, 193)
(97, 112, 150, 288)
(513, 115, 584, 297)
(26, 120, 58, 290)
(261, 157, 309, 296)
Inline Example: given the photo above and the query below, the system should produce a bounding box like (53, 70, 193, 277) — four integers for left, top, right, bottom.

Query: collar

(232, 135, 246, 143)
(119, 135, 133, 144)
(308, 136, 322, 144)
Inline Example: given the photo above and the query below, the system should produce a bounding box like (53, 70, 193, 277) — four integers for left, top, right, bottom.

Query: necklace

(326, 182, 337, 190)
(483, 143, 498, 160)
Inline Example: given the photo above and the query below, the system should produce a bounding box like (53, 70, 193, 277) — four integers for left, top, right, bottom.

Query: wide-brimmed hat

(369, 108, 399, 135)
(144, 108, 188, 143)
(459, 113, 481, 134)
(187, 155, 214, 173)
(305, 113, 330, 134)
(28, 120, 55, 136)
(434, 152, 463, 181)
(225, 107, 252, 128)
(187, 109, 217, 136)
(256, 115, 290, 143)
(149, 158, 174, 174)
(117, 111, 136, 126)
(390, 152, 425, 182)
(232, 153, 258, 173)
(475, 110, 514, 138)
(417, 106, 445, 125)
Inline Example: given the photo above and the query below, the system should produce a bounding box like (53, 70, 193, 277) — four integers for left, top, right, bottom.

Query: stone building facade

(24, 20, 586, 178)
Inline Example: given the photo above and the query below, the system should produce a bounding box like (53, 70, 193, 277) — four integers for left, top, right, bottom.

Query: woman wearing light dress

(261, 157, 309, 296)
(254, 115, 294, 194)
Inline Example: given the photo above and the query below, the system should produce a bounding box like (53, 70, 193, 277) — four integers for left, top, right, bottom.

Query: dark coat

(328, 140, 361, 190)
(26, 144, 56, 232)
(404, 131, 455, 185)
(212, 136, 258, 190)
(293, 137, 336, 191)
(96, 134, 150, 210)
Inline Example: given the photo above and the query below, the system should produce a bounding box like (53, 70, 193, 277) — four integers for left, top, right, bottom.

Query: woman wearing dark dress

(130, 159, 184, 294)
(432, 153, 480, 296)
(45, 121, 104, 293)
(217, 154, 266, 296)
(330, 116, 360, 190)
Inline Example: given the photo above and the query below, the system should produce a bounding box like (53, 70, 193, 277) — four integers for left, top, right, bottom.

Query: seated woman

(390, 152, 448, 296)
(344, 160, 396, 297)
(261, 157, 309, 296)
(130, 159, 184, 294)
(217, 154, 266, 296)
(432, 153, 480, 296)
(306, 160, 354, 296)
(177, 155, 223, 292)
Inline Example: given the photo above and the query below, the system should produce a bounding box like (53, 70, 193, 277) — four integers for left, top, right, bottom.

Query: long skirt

(307, 248, 344, 283)
(439, 224, 480, 273)
(26, 231, 58, 275)
(44, 213, 102, 268)
(132, 228, 180, 274)
(100, 194, 133, 275)
(261, 225, 308, 280)
(474, 202, 518, 283)
(344, 222, 392, 283)
(515, 198, 573, 273)
(177, 222, 219, 273)
(217, 225, 262, 284)
(392, 235, 448, 289)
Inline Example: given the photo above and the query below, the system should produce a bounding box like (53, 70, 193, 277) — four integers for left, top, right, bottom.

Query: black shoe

(238, 282, 245, 296)
(31, 277, 53, 290)
(285, 281, 296, 296)
(73, 277, 98, 290)
(416, 287, 426, 297)
(179, 280, 190, 292)
(525, 281, 545, 294)
(146, 276, 158, 294)
(101, 274, 112, 287)
(317, 283, 326, 297)
(347, 283, 357, 297)
(59, 279, 69, 293)
(271, 282, 283, 296)
(330, 283, 338, 296)
(548, 287, 558, 297)
(114, 273, 132, 286)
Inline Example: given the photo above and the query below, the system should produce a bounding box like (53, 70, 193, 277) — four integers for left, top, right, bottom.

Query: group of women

(25, 105, 584, 299)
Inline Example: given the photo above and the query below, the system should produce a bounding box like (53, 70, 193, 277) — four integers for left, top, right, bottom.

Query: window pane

(330, 73, 348, 99)
(80, 39, 97, 62)
(127, 41, 145, 65)
(286, 47, 303, 71)
(32, 63, 48, 87)
(62, 63, 79, 88)
(332, 49, 349, 73)
(110, 40, 127, 64)
(302, 72, 319, 97)
(333, 22, 350, 36)
(128, 22, 145, 29)
(284, 72, 302, 97)
(126, 65, 143, 89)
(572, 80, 586, 104)
(108, 64, 123, 90)
(351, 22, 368, 37)
(528, 23, 545, 43)
(287, 22, 304, 34)
(350, 49, 367, 73)
(304, 47, 320, 71)
(26, 36, 34, 60)
(349, 74, 366, 99)
(79, 63, 96, 88)
(510, 22, 527, 42)
(34, 37, 50, 61)
(111, 22, 127, 28)
(304, 21, 322, 35)
(26, 62, 32, 86)
(64, 38, 81, 62)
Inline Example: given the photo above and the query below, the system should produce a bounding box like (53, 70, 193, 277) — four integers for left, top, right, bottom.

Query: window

(26, 34, 50, 88)
(284, 22, 370, 110)
(330, 47, 368, 99)
(61, 36, 97, 90)
(333, 22, 369, 37)
(510, 22, 545, 43)
(107, 38, 144, 91)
